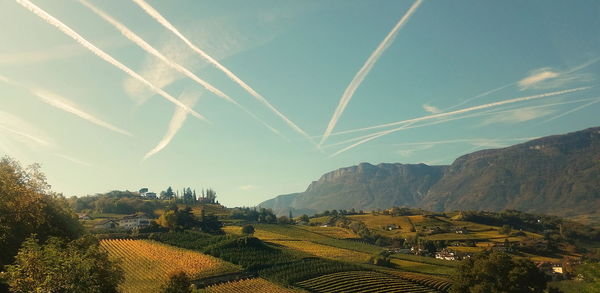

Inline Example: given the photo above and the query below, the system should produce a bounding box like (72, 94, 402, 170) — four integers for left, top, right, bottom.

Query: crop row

(297, 271, 438, 293)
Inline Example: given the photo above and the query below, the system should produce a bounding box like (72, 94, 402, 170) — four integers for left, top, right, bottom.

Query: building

(145, 192, 157, 199)
(435, 249, 458, 261)
(118, 214, 151, 230)
(94, 220, 117, 230)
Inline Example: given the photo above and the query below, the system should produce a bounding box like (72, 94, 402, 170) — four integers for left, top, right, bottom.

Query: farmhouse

(94, 219, 117, 230)
(435, 249, 458, 261)
(118, 214, 151, 230)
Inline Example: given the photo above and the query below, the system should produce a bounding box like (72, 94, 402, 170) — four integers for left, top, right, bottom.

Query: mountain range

(259, 127, 600, 222)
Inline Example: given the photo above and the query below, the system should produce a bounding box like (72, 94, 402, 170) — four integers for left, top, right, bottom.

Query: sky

(1, 0, 599, 207)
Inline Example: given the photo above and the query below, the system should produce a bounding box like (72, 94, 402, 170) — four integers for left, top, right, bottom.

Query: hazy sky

(1, 0, 599, 207)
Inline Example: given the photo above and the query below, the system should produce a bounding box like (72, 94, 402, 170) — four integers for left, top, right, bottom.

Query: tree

(500, 224, 512, 235)
(450, 251, 549, 293)
(277, 216, 290, 225)
(0, 157, 83, 268)
(5, 236, 123, 293)
(160, 186, 175, 200)
(158, 210, 178, 230)
(299, 214, 310, 223)
(160, 271, 191, 293)
(241, 224, 255, 235)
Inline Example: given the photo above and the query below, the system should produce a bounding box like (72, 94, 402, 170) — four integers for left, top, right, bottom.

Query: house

(77, 213, 92, 220)
(118, 214, 151, 230)
(455, 227, 469, 234)
(435, 249, 458, 261)
(145, 192, 157, 199)
(94, 220, 117, 230)
(384, 224, 399, 231)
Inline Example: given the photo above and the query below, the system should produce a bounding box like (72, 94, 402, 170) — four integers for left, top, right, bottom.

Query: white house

(94, 220, 117, 230)
(118, 214, 151, 230)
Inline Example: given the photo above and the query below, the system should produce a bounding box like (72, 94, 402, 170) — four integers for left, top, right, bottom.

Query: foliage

(229, 207, 277, 223)
(241, 224, 255, 235)
(5, 235, 123, 293)
(157, 206, 222, 233)
(160, 272, 192, 293)
(369, 251, 392, 267)
(450, 251, 549, 293)
(0, 156, 83, 267)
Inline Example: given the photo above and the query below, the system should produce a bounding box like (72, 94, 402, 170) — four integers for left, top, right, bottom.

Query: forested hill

(259, 126, 600, 221)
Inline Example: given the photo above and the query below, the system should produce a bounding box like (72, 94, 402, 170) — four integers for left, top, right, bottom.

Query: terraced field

(296, 225, 358, 239)
(205, 278, 298, 293)
(297, 271, 438, 293)
(270, 240, 370, 263)
(101, 239, 239, 293)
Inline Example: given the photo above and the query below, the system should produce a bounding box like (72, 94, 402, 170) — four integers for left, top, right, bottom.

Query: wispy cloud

(0, 37, 125, 65)
(538, 97, 600, 124)
(329, 86, 590, 138)
(518, 58, 599, 91)
(480, 107, 555, 126)
(33, 90, 133, 136)
(54, 153, 92, 167)
(130, 0, 310, 142)
(422, 104, 441, 114)
(239, 185, 257, 191)
(1, 74, 132, 136)
(328, 86, 590, 157)
(15, 0, 207, 121)
(319, 0, 423, 146)
(143, 90, 200, 160)
(518, 68, 560, 89)
(0, 110, 53, 147)
(79, 0, 284, 139)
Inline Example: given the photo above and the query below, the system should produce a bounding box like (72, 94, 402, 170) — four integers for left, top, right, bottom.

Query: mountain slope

(259, 127, 600, 219)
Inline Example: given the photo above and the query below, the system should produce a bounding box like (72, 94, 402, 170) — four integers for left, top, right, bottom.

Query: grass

(295, 225, 358, 239)
(101, 239, 239, 293)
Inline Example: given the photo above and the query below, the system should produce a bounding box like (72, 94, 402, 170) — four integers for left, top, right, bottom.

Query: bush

(241, 224, 255, 235)
(160, 272, 191, 293)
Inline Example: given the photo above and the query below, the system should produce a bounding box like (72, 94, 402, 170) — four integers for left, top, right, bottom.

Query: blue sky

(1, 0, 599, 207)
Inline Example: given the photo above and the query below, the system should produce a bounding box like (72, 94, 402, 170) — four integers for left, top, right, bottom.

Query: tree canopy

(0, 156, 82, 268)
(450, 251, 549, 293)
(4, 235, 123, 293)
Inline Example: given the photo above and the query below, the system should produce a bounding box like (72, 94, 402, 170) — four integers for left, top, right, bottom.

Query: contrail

(143, 91, 199, 160)
(329, 86, 591, 157)
(0, 124, 51, 146)
(130, 0, 311, 142)
(54, 153, 93, 167)
(78, 0, 284, 139)
(330, 86, 590, 138)
(33, 90, 133, 136)
(538, 97, 600, 124)
(1, 74, 132, 136)
(319, 0, 423, 146)
(15, 0, 207, 121)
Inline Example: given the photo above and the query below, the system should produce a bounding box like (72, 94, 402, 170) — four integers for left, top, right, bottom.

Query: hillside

(259, 127, 600, 221)
(260, 163, 445, 216)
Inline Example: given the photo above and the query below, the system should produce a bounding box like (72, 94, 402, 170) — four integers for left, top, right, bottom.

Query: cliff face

(259, 127, 600, 219)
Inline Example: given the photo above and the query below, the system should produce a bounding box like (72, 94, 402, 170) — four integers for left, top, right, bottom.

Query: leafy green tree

(450, 251, 548, 293)
(5, 235, 123, 293)
(160, 271, 191, 293)
(160, 186, 175, 200)
(241, 224, 255, 235)
(500, 224, 512, 235)
(299, 214, 310, 223)
(0, 157, 82, 268)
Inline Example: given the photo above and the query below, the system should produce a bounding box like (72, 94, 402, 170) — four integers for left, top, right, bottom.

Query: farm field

(386, 271, 452, 292)
(270, 240, 370, 263)
(254, 224, 382, 254)
(204, 278, 299, 293)
(101, 239, 239, 293)
(391, 258, 456, 276)
(296, 271, 437, 293)
(295, 225, 358, 239)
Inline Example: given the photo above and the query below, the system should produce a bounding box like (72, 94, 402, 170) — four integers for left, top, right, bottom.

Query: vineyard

(389, 272, 452, 292)
(204, 278, 297, 293)
(296, 225, 358, 239)
(101, 239, 239, 293)
(270, 240, 370, 263)
(296, 271, 439, 293)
